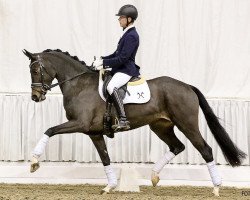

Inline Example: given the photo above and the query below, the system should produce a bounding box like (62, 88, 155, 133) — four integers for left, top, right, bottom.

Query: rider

(93, 5, 140, 131)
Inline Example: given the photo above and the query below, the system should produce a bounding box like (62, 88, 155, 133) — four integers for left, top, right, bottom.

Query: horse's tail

(191, 86, 246, 167)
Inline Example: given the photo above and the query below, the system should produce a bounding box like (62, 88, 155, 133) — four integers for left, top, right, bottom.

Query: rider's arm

(101, 52, 116, 60)
(102, 35, 138, 68)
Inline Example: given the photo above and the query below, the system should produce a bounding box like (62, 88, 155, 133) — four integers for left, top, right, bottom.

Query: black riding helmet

(116, 4, 138, 21)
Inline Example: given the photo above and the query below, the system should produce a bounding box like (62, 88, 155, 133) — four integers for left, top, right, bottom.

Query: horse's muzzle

(31, 94, 46, 102)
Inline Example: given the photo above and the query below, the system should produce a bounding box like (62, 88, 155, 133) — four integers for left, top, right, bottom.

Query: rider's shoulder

(126, 28, 139, 39)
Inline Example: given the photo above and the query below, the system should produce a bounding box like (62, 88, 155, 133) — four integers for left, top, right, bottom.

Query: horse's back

(147, 76, 196, 96)
(147, 76, 199, 115)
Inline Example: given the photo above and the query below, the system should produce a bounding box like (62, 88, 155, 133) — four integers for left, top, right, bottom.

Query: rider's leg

(107, 72, 132, 131)
(111, 87, 130, 130)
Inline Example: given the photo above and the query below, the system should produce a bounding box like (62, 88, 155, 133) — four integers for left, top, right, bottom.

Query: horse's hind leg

(178, 125, 222, 196)
(171, 103, 222, 195)
(149, 119, 185, 186)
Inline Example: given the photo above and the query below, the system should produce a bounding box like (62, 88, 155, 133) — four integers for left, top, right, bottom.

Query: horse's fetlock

(172, 144, 185, 155)
(203, 145, 213, 162)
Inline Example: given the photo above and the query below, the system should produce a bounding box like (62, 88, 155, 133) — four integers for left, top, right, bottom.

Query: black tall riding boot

(111, 88, 130, 131)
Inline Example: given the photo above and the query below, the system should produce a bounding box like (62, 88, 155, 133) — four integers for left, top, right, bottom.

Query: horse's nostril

(32, 95, 39, 102)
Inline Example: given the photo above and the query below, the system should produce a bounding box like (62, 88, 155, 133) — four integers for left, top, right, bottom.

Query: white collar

(121, 24, 135, 37)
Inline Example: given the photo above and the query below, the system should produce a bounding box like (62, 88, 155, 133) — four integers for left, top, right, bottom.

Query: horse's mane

(43, 49, 87, 66)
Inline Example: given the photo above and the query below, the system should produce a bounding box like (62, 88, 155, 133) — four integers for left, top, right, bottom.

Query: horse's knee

(81, 123, 90, 133)
(170, 143, 185, 155)
(45, 129, 53, 137)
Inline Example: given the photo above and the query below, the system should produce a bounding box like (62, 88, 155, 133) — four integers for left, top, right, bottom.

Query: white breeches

(107, 72, 132, 95)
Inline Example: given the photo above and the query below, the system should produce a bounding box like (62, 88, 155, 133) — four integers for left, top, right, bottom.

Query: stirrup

(112, 118, 130, 131)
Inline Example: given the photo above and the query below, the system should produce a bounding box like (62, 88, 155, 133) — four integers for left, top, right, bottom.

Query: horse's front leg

(90, 135, 117, 194)
(31, 120, 84, 173)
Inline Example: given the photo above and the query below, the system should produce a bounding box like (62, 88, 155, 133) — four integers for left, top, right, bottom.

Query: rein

(48, 72, 86, 90)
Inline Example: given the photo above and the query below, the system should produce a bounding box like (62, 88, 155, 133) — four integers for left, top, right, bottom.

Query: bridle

(29, 55, 92, 95)
(29, 56, 54, 95)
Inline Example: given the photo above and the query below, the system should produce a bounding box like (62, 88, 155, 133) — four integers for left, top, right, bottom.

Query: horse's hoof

(212, 186, 220, 196)
(100, 185, 116, 194)
(100, 190, 108, 195)
(151, 171, 160, 187)
(30, 157, 40, 173)
(30, 162, 40, 173)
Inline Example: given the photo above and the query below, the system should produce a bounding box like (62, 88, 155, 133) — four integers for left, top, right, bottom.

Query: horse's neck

(48, 53, 90, 93)
(48, 54, 88, 82)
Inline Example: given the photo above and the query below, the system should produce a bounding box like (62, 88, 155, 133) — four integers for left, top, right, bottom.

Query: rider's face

(118, 16, 132, 28)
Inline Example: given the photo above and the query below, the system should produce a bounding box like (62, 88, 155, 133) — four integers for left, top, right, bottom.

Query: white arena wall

(0, 94, 249, 166)
(0, 0, 250, 186)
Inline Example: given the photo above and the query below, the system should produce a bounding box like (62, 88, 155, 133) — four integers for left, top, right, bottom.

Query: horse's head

(23, 49, 56, 102)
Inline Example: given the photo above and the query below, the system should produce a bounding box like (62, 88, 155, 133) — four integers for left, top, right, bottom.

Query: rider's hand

(93, 58, 103, 70)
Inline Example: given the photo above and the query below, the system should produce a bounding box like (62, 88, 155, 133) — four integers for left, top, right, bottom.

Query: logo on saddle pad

(98, 70, 151, 104)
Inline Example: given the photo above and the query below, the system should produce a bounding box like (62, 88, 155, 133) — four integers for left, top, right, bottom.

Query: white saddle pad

(98, 70, 151, 104)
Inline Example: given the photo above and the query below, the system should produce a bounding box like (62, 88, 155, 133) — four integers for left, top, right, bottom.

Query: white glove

(93, 58, 103, 70)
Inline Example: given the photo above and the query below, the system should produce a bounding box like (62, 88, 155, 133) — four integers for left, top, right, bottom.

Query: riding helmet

(116, 5, 138, 20)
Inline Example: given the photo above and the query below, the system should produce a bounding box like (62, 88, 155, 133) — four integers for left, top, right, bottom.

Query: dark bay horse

(23, 49, 246, 195)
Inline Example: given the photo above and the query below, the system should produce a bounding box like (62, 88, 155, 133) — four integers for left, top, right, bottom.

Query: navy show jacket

(102, 27, 140, 77)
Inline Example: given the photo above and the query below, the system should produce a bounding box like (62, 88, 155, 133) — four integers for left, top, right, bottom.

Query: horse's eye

(32, 70, 39, 75)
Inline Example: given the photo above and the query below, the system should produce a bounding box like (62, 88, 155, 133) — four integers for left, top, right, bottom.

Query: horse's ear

(22, 49, 34, 60)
